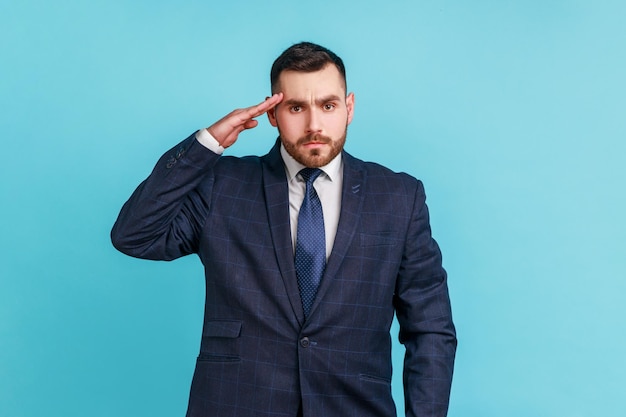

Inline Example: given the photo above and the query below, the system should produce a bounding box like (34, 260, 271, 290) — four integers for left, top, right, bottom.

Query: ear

(266, 96, 278, 127)
(346, 92, 355, 125)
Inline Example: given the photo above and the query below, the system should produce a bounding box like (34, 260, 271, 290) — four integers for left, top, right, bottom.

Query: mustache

(297, 134, 332, 146)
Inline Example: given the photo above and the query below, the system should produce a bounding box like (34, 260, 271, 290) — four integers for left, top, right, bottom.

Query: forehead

(276, 64, 346, 98)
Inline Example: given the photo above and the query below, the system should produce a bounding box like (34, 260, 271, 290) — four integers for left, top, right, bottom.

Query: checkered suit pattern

(112, 134, 457, 417)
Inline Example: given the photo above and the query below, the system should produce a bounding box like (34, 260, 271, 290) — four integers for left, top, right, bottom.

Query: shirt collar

(280, 142, 343, 182)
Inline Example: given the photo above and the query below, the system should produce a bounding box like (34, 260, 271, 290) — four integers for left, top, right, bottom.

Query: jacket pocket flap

(203, 320, 242, 338)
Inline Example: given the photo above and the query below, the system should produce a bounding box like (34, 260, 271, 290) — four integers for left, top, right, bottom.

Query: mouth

(302, 141, 327, 148)
(299, 135, 331, 148)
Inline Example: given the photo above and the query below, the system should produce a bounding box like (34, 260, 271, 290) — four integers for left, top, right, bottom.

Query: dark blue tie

(295, 168, 326, 318)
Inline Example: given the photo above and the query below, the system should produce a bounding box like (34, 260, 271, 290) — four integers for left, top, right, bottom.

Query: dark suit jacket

(111, 134, 456, 417)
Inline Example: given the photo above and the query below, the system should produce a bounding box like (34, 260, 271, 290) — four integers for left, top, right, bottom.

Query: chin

(296, 155, 326, 168)
(295, 149, 334, 168)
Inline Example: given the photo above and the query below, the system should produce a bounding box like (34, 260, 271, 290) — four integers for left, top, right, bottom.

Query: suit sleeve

(111, 133, 218, 261)
(394, 180, 457, 417)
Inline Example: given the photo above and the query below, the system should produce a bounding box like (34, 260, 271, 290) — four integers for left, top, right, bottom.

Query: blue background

(2, 1, 625, 416)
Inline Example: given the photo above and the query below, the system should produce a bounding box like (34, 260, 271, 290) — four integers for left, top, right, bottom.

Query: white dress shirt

(195, 129, 343, 260)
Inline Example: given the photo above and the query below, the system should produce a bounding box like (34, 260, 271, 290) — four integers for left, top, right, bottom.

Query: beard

(280, 129, 347, 168)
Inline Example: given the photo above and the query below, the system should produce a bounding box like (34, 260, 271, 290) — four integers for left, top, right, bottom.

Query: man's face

(268, 64, 354, 168)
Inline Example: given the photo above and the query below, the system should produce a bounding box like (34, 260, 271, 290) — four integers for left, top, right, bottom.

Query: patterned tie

(295, 168, 326, 318)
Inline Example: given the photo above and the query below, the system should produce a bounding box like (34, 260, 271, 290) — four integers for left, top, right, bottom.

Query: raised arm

(110, 94, 283, 260)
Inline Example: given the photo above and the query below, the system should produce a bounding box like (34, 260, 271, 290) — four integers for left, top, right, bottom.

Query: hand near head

(206, 93, 283, 148)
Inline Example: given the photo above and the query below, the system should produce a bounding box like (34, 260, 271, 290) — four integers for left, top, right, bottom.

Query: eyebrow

(282, 94, 343, 107)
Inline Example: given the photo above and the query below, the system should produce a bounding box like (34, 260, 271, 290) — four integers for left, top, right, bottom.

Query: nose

(305, 108, 322, 134)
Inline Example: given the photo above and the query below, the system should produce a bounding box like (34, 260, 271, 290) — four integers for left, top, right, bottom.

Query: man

(111, 42, 456, 417)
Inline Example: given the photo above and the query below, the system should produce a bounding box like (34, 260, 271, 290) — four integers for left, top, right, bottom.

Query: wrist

(195, 128, 225, 154)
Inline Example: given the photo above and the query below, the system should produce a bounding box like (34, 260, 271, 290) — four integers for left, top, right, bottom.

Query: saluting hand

(206, 93, 283, 148)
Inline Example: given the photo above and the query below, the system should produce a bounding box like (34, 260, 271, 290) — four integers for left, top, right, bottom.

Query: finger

(244, 93, 283, 119)
(226, 93, 283, 126)
(243, 119, 259, 130)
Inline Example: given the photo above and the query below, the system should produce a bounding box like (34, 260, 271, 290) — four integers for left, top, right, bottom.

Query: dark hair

(270, 42, 346, 93)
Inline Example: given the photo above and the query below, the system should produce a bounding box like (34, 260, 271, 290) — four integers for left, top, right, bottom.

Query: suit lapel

(308, 152, 366, 318)
(261, 140, 305, 325)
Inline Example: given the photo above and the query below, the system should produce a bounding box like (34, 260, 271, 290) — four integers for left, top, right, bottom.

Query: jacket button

(300, 337, 310, 348)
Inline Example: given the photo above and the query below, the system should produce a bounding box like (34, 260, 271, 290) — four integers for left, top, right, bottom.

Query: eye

(290, 105, 302, 113)
(323, 103, 336, 111)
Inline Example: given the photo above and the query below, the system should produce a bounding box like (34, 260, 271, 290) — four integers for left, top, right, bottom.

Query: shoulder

(212, 138, 282, 177)
(344, 151, 424, 195)
(208, 155, 265, 190)
(344, 152, 428, 223)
